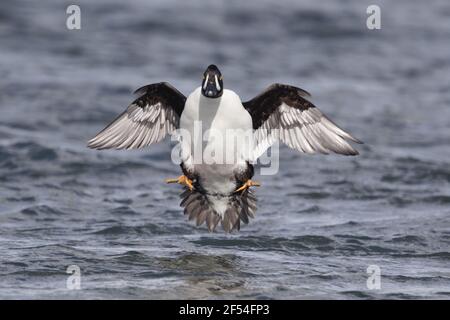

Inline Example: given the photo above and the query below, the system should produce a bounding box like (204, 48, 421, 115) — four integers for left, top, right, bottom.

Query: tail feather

(206, 211, 220, 232)
(196, 209, 208, 226)
(179, 188, 257, 233)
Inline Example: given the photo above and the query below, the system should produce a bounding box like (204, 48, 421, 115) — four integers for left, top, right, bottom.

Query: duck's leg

(235, 179, 260, 193)
(234, 162, 260, 194)
(165, 175, 194, 191)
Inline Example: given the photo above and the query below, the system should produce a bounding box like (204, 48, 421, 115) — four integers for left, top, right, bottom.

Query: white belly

(179, 87, 253, 210)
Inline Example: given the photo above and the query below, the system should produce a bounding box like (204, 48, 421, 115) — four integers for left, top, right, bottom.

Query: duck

(88, 64, 362, 232)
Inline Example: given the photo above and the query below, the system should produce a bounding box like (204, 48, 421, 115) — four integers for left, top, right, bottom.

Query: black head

(201, 64, 223, 98)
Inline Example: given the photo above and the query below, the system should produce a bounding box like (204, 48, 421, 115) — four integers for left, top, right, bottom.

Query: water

(0, 0, 449, 299)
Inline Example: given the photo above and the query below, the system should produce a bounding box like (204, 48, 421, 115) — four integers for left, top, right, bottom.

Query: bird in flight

(88, 65, 361, 232)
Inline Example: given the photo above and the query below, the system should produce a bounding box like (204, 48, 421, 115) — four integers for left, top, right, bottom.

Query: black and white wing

(243, 83, 362, 158)
(87, 82, 186, 150)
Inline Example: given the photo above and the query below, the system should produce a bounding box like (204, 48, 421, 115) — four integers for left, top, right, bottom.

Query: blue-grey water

(0, 0, 449, 299)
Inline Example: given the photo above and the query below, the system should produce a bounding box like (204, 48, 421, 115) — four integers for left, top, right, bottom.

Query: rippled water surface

(1, 0, 450, 299)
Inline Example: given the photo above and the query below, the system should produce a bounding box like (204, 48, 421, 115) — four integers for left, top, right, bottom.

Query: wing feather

(243, 83, 362, 158)
(87, 82, 186, 150)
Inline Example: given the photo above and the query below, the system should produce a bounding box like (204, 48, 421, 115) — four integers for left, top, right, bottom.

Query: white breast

(179, 87, 253, 214)
(180, 87, 253, 167)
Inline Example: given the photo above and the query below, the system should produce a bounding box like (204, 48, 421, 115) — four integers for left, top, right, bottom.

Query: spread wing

(243, 83, 362, 158)
(87, 82, 186, 150)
